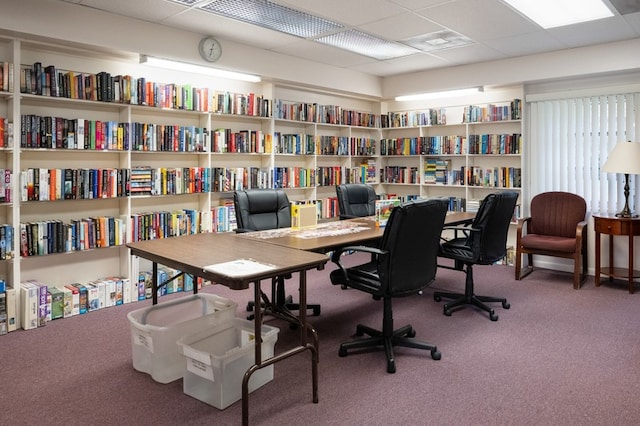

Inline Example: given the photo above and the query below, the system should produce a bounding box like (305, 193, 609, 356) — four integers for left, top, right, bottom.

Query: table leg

(629, 230, 635, 294)
(608, 234, 614, 283)
(595, 231, 601, 287)
(241, 273, 319, 426)
(152, 262, 158, 304)
(242, 281, 263, 426)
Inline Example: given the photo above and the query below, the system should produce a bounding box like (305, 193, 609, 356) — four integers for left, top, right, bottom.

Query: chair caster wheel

(431, 349, 441, 361)
(490, 311, 499, 321)
(338, 347, 348, 357)
(443, 307, 452, 316)
(502, 301, 510, 309)
(387, 360, 396, 374)
(434, 295, 442, 302)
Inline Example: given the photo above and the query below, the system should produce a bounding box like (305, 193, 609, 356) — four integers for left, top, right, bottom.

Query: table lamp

(602, 141, 640, 217)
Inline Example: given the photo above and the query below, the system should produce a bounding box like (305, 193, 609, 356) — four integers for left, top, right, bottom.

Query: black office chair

(234, 189, 321, 326)
(329, 198, 448, 373)
(336, 183, 376, 220)
(434, 191, 519, 321)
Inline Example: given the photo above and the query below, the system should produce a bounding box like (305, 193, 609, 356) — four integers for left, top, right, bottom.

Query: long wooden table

(127, 232, 329, 426)
(236, 211, 476, 253)
(126, 211, 473, 425)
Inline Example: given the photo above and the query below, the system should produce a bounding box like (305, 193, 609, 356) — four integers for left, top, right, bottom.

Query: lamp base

(615, 211, 638, 218)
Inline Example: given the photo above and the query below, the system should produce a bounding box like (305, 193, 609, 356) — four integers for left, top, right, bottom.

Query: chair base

(339, 323, 441, 374)
(433, 290, 509, 321)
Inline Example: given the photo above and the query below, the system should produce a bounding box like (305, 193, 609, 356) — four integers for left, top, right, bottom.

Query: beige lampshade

(602, 141, 640, 174)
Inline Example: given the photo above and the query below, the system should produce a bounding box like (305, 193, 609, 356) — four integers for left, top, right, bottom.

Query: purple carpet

(2, 253, 639, 425)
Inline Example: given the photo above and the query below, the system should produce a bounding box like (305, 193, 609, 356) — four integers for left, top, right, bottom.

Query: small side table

(593, 213, 640, 293)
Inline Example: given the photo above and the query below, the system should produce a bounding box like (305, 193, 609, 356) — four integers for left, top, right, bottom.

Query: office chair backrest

(471, 191, 519, 264)
(336, 184, 376, 219)
(234, 189, 291, 231)
(378, 198, 448, 296)
(529, 191, 586, 238)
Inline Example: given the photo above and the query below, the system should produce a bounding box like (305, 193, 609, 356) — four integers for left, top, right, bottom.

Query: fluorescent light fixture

(395, 87, 483, 102)
(140, 55, 261, 83)
(503, 0, 613, 29)
(198, 0, 343, 38)
(315, 29, 419, 60)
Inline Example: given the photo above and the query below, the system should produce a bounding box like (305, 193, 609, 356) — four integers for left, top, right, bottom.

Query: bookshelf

(0, 36, 389, 330)
(0, 34, 524, 331)
(380, 94, 523, 211)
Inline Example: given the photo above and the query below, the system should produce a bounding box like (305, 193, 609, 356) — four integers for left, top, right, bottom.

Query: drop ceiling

(58, 0, 640, 77)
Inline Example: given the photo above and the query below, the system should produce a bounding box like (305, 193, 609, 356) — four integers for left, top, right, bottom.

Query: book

(48, 287, 64, 320)
(64, 284, 80, 316)
(20, 281, 38, 330)
(58, 285, 73, 318)
(375, 199, 401, 227)
(6, 287, 16, 332)
(0, 289, 6, 335)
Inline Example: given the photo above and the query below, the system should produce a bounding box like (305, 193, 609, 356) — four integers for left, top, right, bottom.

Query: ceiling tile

(359, 11, 445, 40)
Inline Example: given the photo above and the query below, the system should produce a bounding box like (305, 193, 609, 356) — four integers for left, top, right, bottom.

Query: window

(528, 92, 640, 214)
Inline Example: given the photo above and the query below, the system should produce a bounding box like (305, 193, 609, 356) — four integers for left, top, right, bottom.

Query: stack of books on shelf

(424, 159, 451, 185)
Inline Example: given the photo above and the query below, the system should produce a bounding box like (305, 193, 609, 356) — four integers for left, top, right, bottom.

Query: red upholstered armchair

(515, 191, 588, 289)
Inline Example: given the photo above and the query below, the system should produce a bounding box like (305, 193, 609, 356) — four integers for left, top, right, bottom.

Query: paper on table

(203, 258, 276, 277)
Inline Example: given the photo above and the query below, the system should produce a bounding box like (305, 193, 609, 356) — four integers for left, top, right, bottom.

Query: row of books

(19, 216, 126, 257)
(212, 128, 270, 153)
(381, 166, 420, 184)
(213, 91, 271, 117)
(20, 168, 129, 201)
(16, 270, 205, 331)
(385, 108, 447, 128)
(18, 114, 520, 155)
(463, 99, 522, 123)
(0, 281, 15, 334)
(19, 62, 272, 116)
(467, 133, 522, 155)
(0, 117, 13, 148)
(381, 135, 466, 156)
(129, 205, 237, 242)
(21, 114, 127, 150)
(466, 166, 522, 188)
(273, 98, 384, 128)
(275, 132, 315, 155)
(0, 62, 13, 93)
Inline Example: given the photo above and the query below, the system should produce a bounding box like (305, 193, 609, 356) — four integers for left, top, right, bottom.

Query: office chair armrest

(441, 225, 481, 241)
(330, 245, 387, 287)
(330, 245, 385, 263)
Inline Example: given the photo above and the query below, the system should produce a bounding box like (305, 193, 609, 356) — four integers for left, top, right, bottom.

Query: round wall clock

(198, 36, 222, 62)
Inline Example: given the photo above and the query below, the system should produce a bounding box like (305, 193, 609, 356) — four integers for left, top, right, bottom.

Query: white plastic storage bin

(177, 318, 279, 410)
(127, 293, 237, 384)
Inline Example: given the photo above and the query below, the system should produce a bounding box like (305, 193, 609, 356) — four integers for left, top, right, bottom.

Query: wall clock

(198, 36, 222, 62)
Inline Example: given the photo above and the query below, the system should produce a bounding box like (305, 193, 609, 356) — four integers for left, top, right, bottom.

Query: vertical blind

(528, 93, 640, 214)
